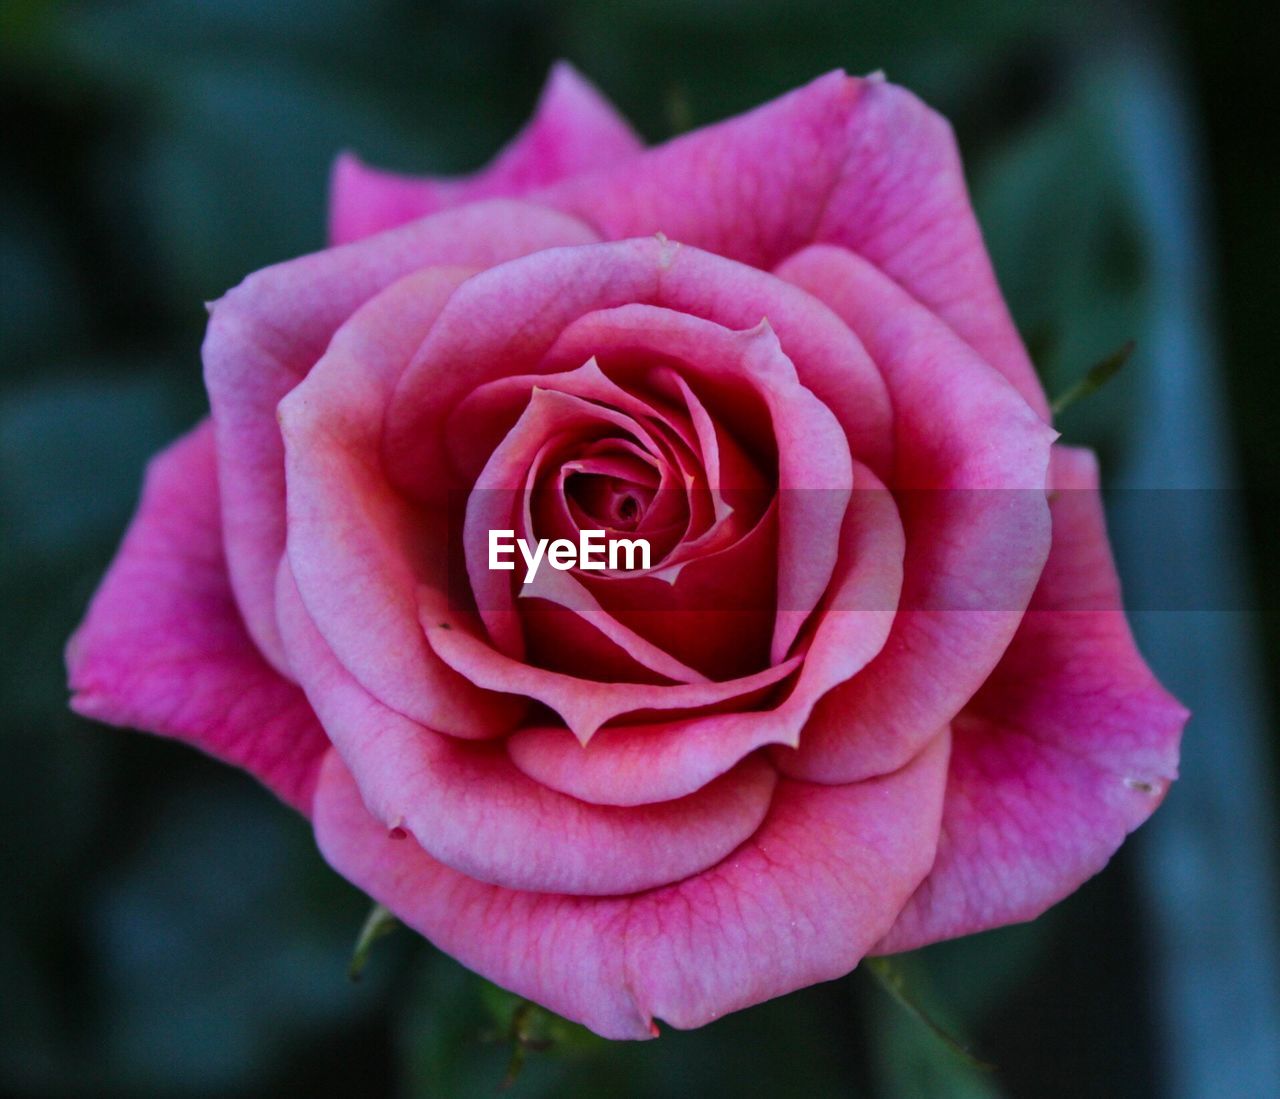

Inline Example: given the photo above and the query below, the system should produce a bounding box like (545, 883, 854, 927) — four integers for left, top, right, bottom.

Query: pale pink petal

(279, 266, 523, 739)
(538, 269, 892, 485)
(278, 574, 777, 895)
(773, 245, 1056, 784)
(65, 423, 327, 814)
(538, 71, 1047, 415)
(506, 717, 784, 808)
(330, 62, 642, 244)
(424, 590, 803, 744)
(313, 730, 950, 1039)
(203, 199, 596, 674)
(876, 447, 1188, 951)
(384, 239, 891, 503)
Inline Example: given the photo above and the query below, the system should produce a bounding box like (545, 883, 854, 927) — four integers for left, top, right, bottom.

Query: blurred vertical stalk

(1105, 34, 1280, 1097)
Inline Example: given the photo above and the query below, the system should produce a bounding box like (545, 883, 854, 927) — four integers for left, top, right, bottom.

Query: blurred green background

(2, 0, 1277, 1095)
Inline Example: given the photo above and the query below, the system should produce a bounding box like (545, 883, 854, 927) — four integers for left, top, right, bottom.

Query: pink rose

(67, 64, 1187, 1039)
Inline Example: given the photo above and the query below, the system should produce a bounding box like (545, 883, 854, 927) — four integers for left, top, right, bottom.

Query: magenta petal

(774, 245, 1056, 784)
(203, 200, 596, 673)
(313, 730, 950, 1039)
(876, 447, 1188, 952)
(506, 719, 784, 807)
(66, 423, 328, 815)
(329, 62, 642, 244)
(538, 71, 1046, 416)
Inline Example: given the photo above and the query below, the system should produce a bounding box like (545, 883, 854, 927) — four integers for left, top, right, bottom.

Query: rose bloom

(67, 65, 1187, 1039)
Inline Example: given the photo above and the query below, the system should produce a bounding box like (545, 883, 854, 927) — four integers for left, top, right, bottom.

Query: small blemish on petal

(654, 232, 680, 269)
(1125, 777, 1157, 794)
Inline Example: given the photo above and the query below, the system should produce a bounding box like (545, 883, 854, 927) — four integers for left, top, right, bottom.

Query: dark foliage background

(2, 0, 1277, 1095)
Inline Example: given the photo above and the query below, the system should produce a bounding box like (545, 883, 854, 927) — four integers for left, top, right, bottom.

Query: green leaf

(347, 903, 398, 982)
(477, 983, 604, 1090)
(864, 956, 994, 1072)
(1050, 340, 1134, 416)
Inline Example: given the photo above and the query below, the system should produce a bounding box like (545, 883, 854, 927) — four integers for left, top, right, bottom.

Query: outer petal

(276, 568, 777, 896)
(203, 200, 597, 674)
(279, 265, 523, 739)
(330, 62, 642, 244)
(65, 422, 327, 815)
(537, 71, 1047, 416)
(314, 730, 951, 1039)
(774, 245, 1056, 783)
(876, 447, 1188, 952)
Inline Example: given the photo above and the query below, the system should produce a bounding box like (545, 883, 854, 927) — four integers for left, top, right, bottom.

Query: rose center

(564, 471, 654, 532)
